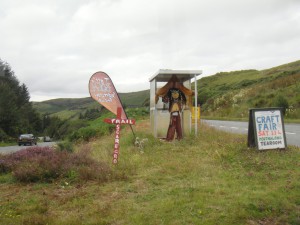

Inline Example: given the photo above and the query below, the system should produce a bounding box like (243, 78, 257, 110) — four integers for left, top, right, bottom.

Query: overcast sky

(0, 0, 299, 101)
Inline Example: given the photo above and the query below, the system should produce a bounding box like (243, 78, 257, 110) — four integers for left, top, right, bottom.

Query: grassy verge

(0, 142, 18, 147)
(0, 120, 299, 225)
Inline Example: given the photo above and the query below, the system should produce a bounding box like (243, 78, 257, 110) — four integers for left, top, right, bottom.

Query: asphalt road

(0, 142, 57, 155)
(202, 119, 300, 147)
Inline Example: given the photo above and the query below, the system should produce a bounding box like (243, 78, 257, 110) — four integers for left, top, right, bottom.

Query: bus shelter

(149, 69, 202, 139)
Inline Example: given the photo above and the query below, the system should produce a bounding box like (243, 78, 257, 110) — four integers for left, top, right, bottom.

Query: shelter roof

(149, 69, 202, 82)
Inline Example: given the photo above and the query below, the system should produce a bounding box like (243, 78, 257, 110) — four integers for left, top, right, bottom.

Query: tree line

(0, 59, 65, 142)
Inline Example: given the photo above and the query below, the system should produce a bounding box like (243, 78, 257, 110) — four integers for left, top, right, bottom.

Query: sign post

(104, 107, 135, 164)
(248, 108, 287, 150)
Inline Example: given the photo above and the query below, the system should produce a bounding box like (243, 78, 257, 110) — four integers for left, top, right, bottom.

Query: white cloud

(0, 0, 299, 101)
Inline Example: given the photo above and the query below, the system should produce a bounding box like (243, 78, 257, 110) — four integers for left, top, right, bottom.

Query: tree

(0, 58, 42, 138)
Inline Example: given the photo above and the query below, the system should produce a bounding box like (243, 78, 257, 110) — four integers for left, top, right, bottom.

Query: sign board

(247, 108, 287, 150)
(192, 106, 200, 120)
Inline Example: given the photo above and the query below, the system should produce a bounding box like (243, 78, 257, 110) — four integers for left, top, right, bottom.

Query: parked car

(18, 134, 37, 146)
(43, 136, 52, 142)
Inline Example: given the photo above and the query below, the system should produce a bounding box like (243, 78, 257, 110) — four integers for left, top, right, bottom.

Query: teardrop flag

(89, 71, 136, 164)
(89, 71, 127, 119)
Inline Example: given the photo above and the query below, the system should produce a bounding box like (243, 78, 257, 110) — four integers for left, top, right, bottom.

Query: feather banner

(89, 71, 127, 119)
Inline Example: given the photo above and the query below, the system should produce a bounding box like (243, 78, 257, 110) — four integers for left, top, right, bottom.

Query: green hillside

(33, 90, 150, 119)
(33, 60, 300, 121)
(119, 89, 149, 107)
(197, 60, 300, 120)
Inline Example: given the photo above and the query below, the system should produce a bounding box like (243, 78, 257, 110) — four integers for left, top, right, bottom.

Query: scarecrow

(155, 75, 194, 141)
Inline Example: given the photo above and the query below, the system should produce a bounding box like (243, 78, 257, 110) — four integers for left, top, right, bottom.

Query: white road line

(285, 132, 296, 135)
(230, 127, 239, 129)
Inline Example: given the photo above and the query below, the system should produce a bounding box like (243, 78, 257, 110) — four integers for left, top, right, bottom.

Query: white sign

(254, 109, 286, 150)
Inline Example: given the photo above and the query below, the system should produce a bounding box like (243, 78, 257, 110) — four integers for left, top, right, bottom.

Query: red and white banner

(89, 71, 127, 119)
(89, 72, 135, 164)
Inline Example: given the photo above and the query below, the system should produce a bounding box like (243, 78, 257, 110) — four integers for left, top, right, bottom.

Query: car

(18, 134, 37, 146)
(43, 136, 52, 142)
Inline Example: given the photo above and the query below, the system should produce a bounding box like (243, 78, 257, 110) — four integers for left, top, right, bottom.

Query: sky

(0, 0, 299, 102)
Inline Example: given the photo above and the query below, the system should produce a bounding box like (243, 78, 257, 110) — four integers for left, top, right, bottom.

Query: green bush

(68, 125, 110, 142)
(126, 107, 149, 119)
(57, 140, 74, 152)
(0, 128, 8, 142)
(273, 95, 289, 115)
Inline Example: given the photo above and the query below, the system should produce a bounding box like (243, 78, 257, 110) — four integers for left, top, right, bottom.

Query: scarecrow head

(155, 75, 194, 110)
(161, 88, 186, 112)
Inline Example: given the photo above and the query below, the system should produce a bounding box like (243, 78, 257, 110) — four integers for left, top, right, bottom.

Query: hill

(197, 60, 300, 120)
(33, 60, 300, 121)
(33, 90, 149, 119)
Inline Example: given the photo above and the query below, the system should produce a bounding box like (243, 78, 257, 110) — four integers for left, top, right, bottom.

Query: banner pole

(111, 83, 136, 139)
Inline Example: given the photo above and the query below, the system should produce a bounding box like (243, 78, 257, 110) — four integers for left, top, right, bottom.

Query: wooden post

(104, 107, 135, 164)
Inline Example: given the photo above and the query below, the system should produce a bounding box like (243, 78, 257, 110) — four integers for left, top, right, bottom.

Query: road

(202, 120, 300, 147)
(0, 142, 57, 155)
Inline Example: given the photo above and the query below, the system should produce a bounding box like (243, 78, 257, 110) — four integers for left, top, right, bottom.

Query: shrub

(57, 140, 74, 152)
(126, 107, 149, 119)
(0, 128, 8, 142)
(273, 95, 289, 115)
(68, 121, 113, 142)
(0, 146, 111, 183)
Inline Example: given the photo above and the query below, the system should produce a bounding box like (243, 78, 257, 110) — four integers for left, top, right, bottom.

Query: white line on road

(286, 132, 296, 135)
(230, 127, 239, 129)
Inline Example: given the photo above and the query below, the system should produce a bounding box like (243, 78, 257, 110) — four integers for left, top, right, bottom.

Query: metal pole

(194, 74, 197, 136)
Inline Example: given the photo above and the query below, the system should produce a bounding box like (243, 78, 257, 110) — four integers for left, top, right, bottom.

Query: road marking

(285, 132, 296, 135)
(230, 127, 238, 129)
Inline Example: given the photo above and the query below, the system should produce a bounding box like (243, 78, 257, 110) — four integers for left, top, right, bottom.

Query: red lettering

(103, 107, 135, 164)
(258, 131, 264, 136)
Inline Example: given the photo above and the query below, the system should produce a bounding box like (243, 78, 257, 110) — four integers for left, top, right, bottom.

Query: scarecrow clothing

(163, 88, 185, 141)
(166, 112, 182, 141)
(155, 76, 194, 141)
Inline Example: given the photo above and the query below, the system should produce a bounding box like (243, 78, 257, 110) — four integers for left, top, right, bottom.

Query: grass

(0, 119, 299, 225)
(0, 142, 16, 147)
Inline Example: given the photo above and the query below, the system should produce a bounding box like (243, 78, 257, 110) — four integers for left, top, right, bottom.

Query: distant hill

(33, 60, 300, 121)
(33, 90, 150, 119)
(197, 60, 300, 120)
